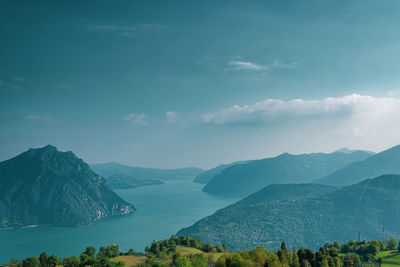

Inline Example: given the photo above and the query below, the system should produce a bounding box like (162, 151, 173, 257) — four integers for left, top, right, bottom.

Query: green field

(376, 251, 400, 267)
(176, 245, 206, 256)
(110, 255, 147, 267)
(110, 246, 208, 266)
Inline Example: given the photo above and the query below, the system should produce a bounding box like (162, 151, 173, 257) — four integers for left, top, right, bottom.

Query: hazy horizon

(1, 143, 382, 171)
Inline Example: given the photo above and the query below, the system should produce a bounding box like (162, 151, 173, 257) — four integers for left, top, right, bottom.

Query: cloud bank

(166, 111, 179, 123)
(201, 94, 400, 137)
(229, 61, 269, 71)
(124, 113, 148, 125)
(228, 60, 299, 72)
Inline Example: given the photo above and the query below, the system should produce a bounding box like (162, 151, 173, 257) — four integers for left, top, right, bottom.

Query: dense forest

(7, 236, 400, 267)
(179, 175, 400, 251)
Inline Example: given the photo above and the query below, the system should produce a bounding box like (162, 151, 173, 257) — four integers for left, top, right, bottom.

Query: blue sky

(1, 0, 400, 169)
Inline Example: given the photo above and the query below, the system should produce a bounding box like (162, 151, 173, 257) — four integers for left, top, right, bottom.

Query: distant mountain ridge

(317, 145, 400, 185)
(179, 174, 400, 251)
(91, 162, 203, 181)
(0, 145, 135, 228)
(193, 160, 253, 184)
(203, 150, 373, 198)
(105, 173, 163, 190)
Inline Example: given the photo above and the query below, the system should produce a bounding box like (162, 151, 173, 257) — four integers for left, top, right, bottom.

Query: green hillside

(180, 175, 400, 251)
(377, 251, 400, 267)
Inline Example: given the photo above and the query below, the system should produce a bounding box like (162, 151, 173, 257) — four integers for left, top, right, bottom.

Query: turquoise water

(0, 180, 238, 262)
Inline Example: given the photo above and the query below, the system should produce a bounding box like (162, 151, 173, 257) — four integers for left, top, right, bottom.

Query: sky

(1, 0, 400, 169)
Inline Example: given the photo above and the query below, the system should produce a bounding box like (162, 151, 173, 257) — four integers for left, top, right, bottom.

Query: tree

(388, 238, 397, 250)
(84, 246, 96, 257)
(305, 248, 315, 267)
(39, 253, 48, 267)
(367, 242, 380, 256)
(267, 252, 284, 267)
(79, 254, 91, 267)
(224, 253, 256, 267)
(173, 256, 193, 267)
(9, 259, 22, 267)
(329, 248, 339, 258)
(47, 255, 61, 267)
(343, 254, 354, 267)
(350, 254, 361, 267)
(291, 251, 301, 267)
(298, 248, 307, 267)
(278, 249, 289, 266)
(190, 254, 208, 267)
(22, 257, 40, 267)
(333, 256, 341, 267)
(126, 248, 136, 255)
(250, 247, 268, 265)
(333, 241, 341, 250)
(65, 256, 80, 267)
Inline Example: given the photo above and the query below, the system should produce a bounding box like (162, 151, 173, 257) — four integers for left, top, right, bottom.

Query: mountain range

(91, 162, 203, 182)
(316, 145, 400, 185)
(0, 145, 135, 228)
(105, 173, 163, 190)
(178, 174, 400, 251)
(203, 150, 373, 198)
(193, 160, 253, 184)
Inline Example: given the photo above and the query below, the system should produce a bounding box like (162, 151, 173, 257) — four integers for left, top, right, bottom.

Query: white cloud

(166, 111, 179, 123)
(124, 113, 148, 125)
(229, 61, 269, 71)
(200, 94, 400, 137)
(228, 59, 299, 72)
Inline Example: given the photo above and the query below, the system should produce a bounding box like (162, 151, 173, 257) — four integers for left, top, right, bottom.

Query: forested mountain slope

(179, 175, 400, 250)
(203, 150, 373, 198)
(0, 145, 135, 228)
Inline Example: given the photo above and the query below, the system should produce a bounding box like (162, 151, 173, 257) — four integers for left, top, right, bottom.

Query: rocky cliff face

(0, 145, 135, 228)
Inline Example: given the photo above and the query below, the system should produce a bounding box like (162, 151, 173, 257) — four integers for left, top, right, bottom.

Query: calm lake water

(0, 180, 238, 262)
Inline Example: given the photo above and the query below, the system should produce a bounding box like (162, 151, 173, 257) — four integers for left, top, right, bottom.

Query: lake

(0, 180, 238, 262)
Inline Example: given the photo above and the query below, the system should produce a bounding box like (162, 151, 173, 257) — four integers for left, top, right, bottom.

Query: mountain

(203, 150, 373, 198)
(317, 145, 400, 186)
(178, 174, 400, 251)
(91, 162, 203, 181)
(193, 160, 253, 184)
(105, 173, 163, 190)
(0, 145, 135, 228)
